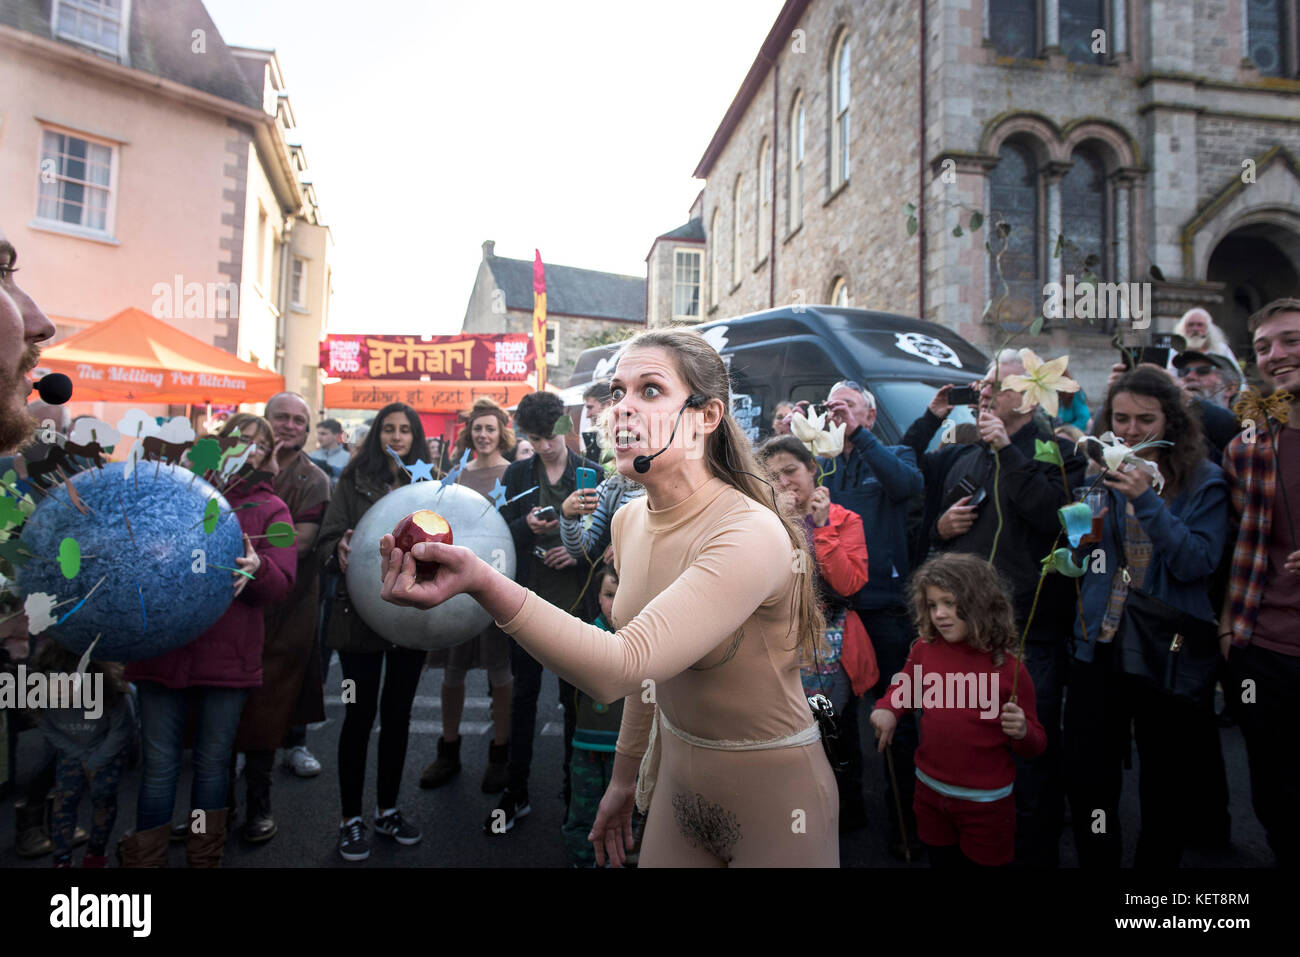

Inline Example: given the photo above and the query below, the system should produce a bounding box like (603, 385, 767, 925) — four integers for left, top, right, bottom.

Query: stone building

(0, 0, 334, 421)
(461, 240, 645, 385)
(649, 0, 1300, 400)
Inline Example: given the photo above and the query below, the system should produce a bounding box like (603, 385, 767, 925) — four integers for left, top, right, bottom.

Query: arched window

(789, 92, 805, 232)
(1060, 146, 1108, 281)
(757, 137, 772, 261)
(1246, 0, 1287, 76)
(988, 0, 1038, 57)
(709, 209, 720, 308)
(1059, 0, 1106, 64)
(831, 31, 851, 190)
(987, 140, 1040, 324)
(831, 277, 849, 307)
(732, 175, 743, 287)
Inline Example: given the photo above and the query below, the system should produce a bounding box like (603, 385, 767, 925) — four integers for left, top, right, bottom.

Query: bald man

(231, 391, 331, 841)
(0, 230, 56, 453)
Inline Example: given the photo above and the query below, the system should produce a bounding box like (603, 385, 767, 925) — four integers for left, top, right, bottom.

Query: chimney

(482, 240, 495, 261)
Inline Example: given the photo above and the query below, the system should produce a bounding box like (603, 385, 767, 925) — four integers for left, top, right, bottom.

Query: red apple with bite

(392, 510, 453, 579)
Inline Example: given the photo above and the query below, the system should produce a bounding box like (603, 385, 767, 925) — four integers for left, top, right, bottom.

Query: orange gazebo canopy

(37, 307, 285, 405)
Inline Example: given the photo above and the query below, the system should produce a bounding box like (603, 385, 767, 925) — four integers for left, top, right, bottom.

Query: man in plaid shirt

(1220, 297, 1300, 868)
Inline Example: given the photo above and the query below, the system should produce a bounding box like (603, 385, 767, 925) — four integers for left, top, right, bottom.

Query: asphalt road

(0, 661, 1273, 868)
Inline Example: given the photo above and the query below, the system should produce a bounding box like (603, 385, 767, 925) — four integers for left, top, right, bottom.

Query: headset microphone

(32, 373, 73, 405)
(632, 393, 706, 474)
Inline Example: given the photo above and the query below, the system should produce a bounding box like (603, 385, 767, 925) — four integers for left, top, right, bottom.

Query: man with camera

(818, 380, 924, 848)
(490, 391, 600, 835)
(903, 350, 1085, 867)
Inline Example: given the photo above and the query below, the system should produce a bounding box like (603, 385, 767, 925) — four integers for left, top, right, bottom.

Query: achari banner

(320, 333, 534, 381)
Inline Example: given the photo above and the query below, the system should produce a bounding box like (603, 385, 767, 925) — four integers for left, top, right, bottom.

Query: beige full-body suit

(500, 477, 839, 867)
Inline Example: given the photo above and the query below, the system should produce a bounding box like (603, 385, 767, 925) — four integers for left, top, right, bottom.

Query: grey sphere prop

(345, 481, 517, 650)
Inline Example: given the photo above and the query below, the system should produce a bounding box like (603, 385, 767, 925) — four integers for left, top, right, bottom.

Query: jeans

(508, 638, 576, 803)
(336, 646, 425, 819)
(1228, 642, 1300, 866)
(134, 683, 249, 831)
(1064, 642, 1204, 868)
(1012, 640, 1065, 867)
(860, 606, 918, 842)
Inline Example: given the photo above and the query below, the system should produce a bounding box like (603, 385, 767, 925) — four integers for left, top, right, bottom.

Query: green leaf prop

(0, 539, 31, 567)
(1034, 439, 1063, 466)
(188, 437, 222, 475)
(58, 537, 81, 579)
(968, 211, 983, 231)
(906, 216, 918, 237)
(1028, 315, 1045, 336)
(952, 225, 963, 238)
(550, 416, 573, 437)
(1048, 548, 1087, 578)
(203, 498, 220, 534)
(0, 495, 23, 529)
(266, 521, 297, 548)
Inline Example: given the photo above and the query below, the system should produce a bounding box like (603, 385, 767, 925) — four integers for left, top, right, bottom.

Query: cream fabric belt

(658, 707, 821, 752)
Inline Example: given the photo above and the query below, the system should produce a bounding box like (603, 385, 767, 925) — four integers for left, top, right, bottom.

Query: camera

(813, 402, 829, 416)
(947, 385, 980, 406)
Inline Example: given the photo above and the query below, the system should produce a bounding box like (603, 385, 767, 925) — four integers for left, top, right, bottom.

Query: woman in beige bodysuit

(379, 329, 838, 867)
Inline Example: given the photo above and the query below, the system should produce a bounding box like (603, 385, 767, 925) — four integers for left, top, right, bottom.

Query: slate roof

(0, 0, 260, 109)
(656, 218, 705, 242)
(487, 254, 644, 322)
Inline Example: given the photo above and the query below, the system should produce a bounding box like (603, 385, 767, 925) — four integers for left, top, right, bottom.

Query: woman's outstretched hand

(379, 534, 485, 609)
(589, 782, 637, 868)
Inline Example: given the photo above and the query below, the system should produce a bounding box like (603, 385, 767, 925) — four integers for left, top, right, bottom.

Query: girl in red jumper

(870, 553, 1044, 866)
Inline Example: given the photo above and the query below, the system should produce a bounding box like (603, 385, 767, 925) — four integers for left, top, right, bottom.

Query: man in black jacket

(486, 392, 600, 835)
(903, 350, 1086, 867)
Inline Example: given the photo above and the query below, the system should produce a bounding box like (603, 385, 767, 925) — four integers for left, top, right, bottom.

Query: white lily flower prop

(789, 409, 846, 458)
(1076, 431, 1172, 493)
(1002, 348, 1080, 418)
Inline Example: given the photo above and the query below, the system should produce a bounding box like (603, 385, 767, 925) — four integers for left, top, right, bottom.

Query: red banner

(319, 333, 534, 382)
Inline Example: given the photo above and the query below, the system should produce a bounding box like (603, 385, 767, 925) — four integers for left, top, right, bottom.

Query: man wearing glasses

(1172, 350, 1243, 411)
(819, 380, 924, 850)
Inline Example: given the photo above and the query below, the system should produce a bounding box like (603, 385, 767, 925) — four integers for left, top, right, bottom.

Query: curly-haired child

(870, 553, 1045, 867)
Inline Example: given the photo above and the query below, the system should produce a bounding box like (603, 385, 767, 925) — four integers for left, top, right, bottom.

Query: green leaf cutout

(952, 225, 963, 238)
(0, 539, 31, 567)
(188, 437, 222, 475)
(266, 521, 297, 548)
(1034, 439, 1064, 466)
(203, 498, 220, 534)
(58, 537, 81, 579)
(906, 216, 918, 237)
(968, 211, 984, 231)
(1029, 315, 1045, 337)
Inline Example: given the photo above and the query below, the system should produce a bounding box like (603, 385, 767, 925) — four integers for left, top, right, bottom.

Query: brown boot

(186, 808, 228, 868)
(117, 824, 171, 868)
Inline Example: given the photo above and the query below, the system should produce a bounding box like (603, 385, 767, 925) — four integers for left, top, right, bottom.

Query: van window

(726, 343, 784, 444)
(870, 380, 978, 452)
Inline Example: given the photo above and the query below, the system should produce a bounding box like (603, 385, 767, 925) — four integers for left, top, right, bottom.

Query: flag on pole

(532, 249, 547, 392)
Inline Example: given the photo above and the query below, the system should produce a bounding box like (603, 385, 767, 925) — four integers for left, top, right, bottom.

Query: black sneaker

(338, 818, 370, 862)
(373, 809, 422, 846)
(483, 787, 530, 834)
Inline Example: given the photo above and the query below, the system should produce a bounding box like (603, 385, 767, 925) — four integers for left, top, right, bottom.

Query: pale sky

(203, 0, 787, 336)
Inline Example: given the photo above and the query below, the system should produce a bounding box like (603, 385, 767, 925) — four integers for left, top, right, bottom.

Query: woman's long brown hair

(614, 329, 825, 660)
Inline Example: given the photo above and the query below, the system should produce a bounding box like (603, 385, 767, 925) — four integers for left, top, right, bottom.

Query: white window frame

(732, 174, 743, 287)
(757, 138, 772, 264)
(672, 247, 702, 321)
(256, 204, 269, 291)
(545, 320, 560, 367)
(709, 210, 720, 308)
(789, 92, 805, 232)
(33, 124, 119, 239)
(831, 31, 852, 191)
(53, 0, 132, 63)
(291, 256, 307, 308)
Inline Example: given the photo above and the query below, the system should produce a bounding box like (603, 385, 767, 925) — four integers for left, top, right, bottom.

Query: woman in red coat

(760, 434, 876, 830)
(119, 414, 296, 867)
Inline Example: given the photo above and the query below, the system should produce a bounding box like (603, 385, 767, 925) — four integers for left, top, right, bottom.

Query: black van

(566, 306, 990, 447)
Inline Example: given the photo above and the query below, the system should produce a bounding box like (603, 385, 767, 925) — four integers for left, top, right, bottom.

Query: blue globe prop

(17, 462, 243, 661)
(346, 482, 516, 650)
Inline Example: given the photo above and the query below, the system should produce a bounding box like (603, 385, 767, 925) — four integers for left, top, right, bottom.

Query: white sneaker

(284, 745, 322, 777)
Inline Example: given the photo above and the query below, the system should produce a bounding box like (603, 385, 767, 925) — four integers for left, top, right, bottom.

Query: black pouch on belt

(808, 695, 850, 773)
